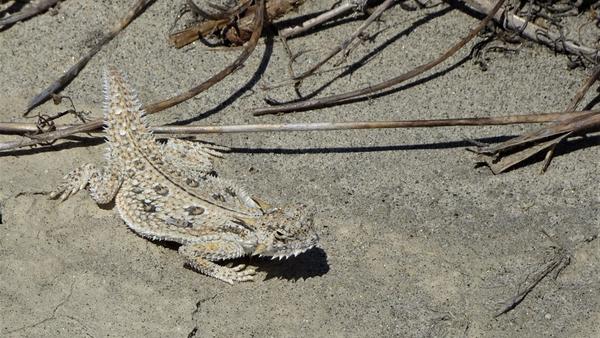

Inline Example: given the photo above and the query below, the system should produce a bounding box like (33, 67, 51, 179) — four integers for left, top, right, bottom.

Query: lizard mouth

(256, 243, 317, 260)
(268, 245, 316, 260)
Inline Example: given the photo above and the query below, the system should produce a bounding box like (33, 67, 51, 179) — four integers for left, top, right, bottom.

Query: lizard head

(252, 205, 318, 259)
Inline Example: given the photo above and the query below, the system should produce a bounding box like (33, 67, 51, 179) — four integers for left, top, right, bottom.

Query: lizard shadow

(255, 247, 329, 281)
(150, 239, 329, 281)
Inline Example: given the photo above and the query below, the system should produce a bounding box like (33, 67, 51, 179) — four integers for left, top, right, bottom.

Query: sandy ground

(1, 1, 599, 337)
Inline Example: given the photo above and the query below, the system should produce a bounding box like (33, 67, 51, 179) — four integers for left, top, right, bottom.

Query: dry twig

(278, 0, 368, 39)
(1, 109, 596, 152)
(0, 0, 59, 27)
(144, 0, 266, 113)
(292, 0, 394, 81)
(495, 248, 570, 318)
(25, 0, 156, 114)
(564, 64, 600, 112)
(4, 0, 266, 152)
(0, 0, 267, 151)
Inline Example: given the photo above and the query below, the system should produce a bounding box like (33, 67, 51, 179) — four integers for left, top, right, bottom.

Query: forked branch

(251, 0, 507, 116)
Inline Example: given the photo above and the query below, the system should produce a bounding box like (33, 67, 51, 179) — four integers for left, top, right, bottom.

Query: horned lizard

(50, 67, 318, 284)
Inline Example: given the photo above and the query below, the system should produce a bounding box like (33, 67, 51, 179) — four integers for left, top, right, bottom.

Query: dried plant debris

(467, 0, 600, 65)
(0, 0, 59, 27)
(169, 0, 306, 48)
(252, 0, 507, 116)
(495, 247, 571, 318)
(472, 112, 600, 174)
(472, 64, 600, 174)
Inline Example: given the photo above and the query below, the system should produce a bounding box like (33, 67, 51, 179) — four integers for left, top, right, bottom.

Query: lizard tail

(102, 66, 152, 149)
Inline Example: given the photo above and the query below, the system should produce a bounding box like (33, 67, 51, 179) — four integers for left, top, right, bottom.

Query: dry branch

(1, 109, 596, 152)
(0, 119, 104, 152)
(472, 112, 600, 174)
(25, 0, 156, 114)
(0, 0, 59, 27)
(3, 0, 266, 152)
(148, 110, 598, 133)
(564, 64, 600, 112)
(495, 248, 570, 318)
(251, 0, 507, 116)
(0, 0, 267, 151)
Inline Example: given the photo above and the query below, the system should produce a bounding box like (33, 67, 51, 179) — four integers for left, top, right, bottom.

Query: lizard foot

(49, 164, 96, 201)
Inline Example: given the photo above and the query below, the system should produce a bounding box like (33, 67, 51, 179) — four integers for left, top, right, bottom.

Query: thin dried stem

(0, 0, 59, 26)
(278, 0, 365, 39)
(538, 64, 600, 170)
(564, 64, 600, 112)
(473, 63, 600, 173)
(474, 111, 600, 155)
(0, 119, 104, 152)
(292, 0, 394, 81)
(495, 248, 570, 318)
(1, 110, 596, 152)
(169, 0, 303, 48)
(25, 0, 156, 114)
(251, 0, 507, 116)
(150, 110, 597, 134)
(473, 112, 600, 173)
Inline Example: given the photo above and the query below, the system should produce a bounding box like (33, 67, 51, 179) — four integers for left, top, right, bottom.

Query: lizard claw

(49, 164, 95, 201)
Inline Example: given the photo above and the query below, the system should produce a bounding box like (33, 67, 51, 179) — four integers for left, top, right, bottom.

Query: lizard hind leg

(179, 242, 256, 284)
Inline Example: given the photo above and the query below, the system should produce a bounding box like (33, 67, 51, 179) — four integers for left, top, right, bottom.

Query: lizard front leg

(179, 241, 256, 284)
(50, 163, 122, 204)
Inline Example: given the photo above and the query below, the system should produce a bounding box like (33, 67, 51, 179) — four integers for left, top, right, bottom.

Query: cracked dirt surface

(1, 1, 600, 337)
